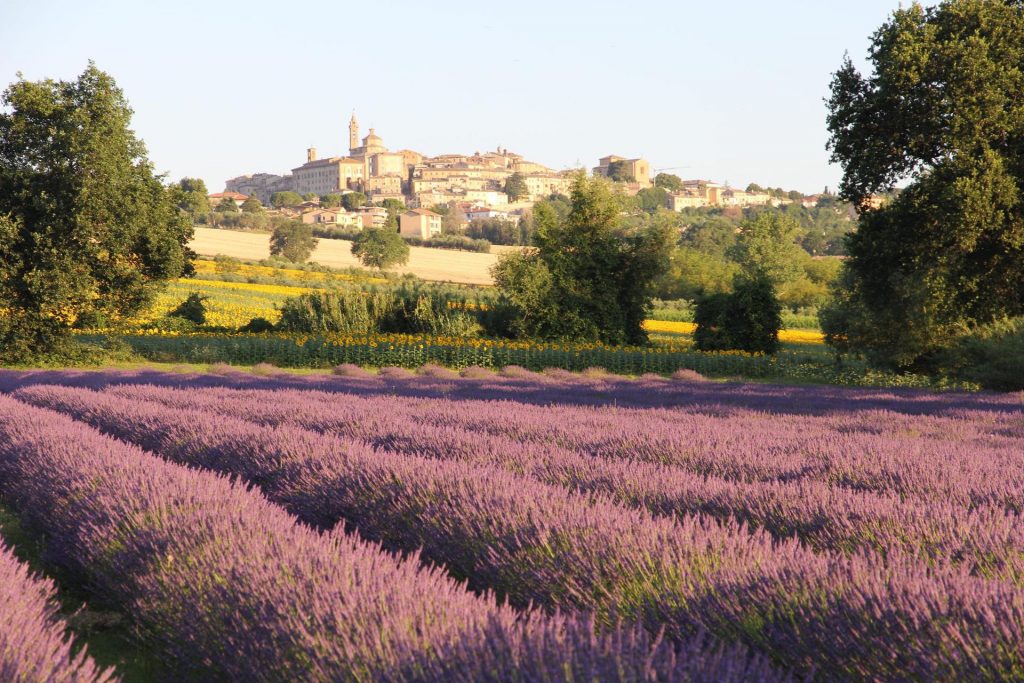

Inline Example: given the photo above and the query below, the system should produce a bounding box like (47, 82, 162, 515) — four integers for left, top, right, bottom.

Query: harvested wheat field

(190, 227, 501, 285)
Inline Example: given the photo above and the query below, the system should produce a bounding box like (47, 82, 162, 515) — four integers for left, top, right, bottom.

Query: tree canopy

(269, 221, 318, 263)
(824, 0, 1024, 367)
(493, 173, 673, 345)
(171, 177, 210, 215)
(352, 227, 409, 270)
(504, 172, 528, 202)
(240, 197, 263, 214)
(341, 192, 366, 212)
(270, 191, 303, 208)
(0, 63, 194, 360)
(654, 173, 683, 192)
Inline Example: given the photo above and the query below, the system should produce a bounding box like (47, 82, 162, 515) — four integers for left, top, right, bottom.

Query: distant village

(215, 113, 851, 240)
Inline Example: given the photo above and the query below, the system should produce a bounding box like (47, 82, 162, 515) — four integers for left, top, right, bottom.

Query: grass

(0, 500, 162, 682)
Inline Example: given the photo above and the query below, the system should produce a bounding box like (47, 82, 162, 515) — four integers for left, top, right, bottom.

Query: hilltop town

(218, 113, 841, 240)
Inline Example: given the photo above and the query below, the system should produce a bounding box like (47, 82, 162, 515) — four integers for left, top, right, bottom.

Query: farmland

(190, 227, 501, 285)
(0, 367, 1022, 681)
(93, 272, 943, 389)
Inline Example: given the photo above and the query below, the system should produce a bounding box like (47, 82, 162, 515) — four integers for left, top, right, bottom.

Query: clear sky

(1, 0, 903, 195)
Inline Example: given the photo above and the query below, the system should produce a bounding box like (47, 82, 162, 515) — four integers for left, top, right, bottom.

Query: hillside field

(190, 227, 504, 285)
(0, 368, 1021, 681)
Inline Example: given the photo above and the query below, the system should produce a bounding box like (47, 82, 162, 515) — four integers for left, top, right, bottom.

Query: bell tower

(348, 111, 359, 155)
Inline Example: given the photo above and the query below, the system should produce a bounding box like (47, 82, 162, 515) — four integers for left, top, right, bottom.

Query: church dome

(363, 128, 382, 144)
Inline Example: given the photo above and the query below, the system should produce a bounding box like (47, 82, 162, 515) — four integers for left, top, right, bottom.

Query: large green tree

(0, 63, 194, 360)
(269, 221, 318, 263)
(654, 173, 683, 192)
(171, 177, 210, 215)
(493, 173, 673, 345)
(341, 192, 366, 211)
(504, 172, 528, 202)
(270, 191, 303, 208)
(728, 211, 805, 287)
(351, 227, 409, 270)
(825, 0, 1024, 368)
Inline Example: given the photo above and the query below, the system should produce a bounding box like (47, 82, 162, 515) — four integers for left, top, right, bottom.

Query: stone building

(291, 147, 364, 196)
(225, 173, 294, 205)
(399, 208, 443, 239)
(593, 155, 652, 188)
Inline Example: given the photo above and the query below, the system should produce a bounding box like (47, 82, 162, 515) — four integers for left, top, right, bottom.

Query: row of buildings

(222, 114, 840, 219)
(226, 113, 577, 209)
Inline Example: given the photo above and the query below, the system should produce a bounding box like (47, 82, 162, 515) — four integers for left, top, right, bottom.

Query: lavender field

(0, 366, 1022, 681)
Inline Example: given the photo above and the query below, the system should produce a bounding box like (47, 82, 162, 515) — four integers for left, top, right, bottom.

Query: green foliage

(341, 192, 366, 211)
(216, 197, 239, 213)
(277, 288, 481, 337)
(269, 221, 318, 263)
(466, 218, 519, 245)
(403, 233, 490, 253)
(606, 160, 635, 183)
(694, 275, 782, 354)
(635, 187, 669, 213)
(381, 198, 406, 230)
(239, 317, 276, 333)
(213, 254, 242, 273)
(302, 193, 318, 201)
(936, 317, 1024, 391)
(504, 172, 528, 202)
(654, 173, 683, 192)
(729, 211, 804, 285)
(825, 0, 1024, 368)
(270, 191, 303, 208)
(659, 247, 739, 301)
(352, 227, 410, 270)
(240, 197, 263, 214)
(168, 292, 208, 325)
(495, 173, 673, 345)
(171, 177, 210, 215)
(0, 63, 194, 362)
(319, 194, 342, 209)
(491, 252, 559, 339)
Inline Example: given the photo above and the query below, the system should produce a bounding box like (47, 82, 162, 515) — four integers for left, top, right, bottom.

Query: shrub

(694, 276, 781, 354)
(168, 292, 208, 325)
(671, 368, 707, 382)
(460, 365, 494, 379)
(417, 363, 459, 379)
(378, 366, 414, 379)
(402, 234, 491, 253)
(276, 288, 482, 338)
(332, 363, 371, 378)
(937, 317, 1024, 391)
(239, 317, 276, 333)
(500, 365, 535, 379)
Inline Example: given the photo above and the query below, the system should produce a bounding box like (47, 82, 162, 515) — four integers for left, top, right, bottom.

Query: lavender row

(98, 381, 1024, 511)
(4, 365, 1019, 416)
(0, 395, 762, 682)
(107, 383, 1024, 581)
(0, 542, 114, 683)
(23, 384, 1024, 682)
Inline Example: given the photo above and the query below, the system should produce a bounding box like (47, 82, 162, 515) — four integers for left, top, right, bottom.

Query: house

(299, 208, 360, 228)
(208, 191, 248, 208)
(465, 206, 513, 222)
(399, 208, 443, 239)
(592, 155, 652, 188)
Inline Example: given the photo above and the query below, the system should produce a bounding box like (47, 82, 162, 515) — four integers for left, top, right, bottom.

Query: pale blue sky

(1, 0, 902, 194)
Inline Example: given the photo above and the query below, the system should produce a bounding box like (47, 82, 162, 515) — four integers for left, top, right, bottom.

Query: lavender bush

(18, 384, 1024, 681)
(0, 394, 785, 682)
(0, 543, 114, 682)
